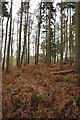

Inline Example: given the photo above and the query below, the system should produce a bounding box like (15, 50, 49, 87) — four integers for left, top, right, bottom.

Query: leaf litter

(2, 63, 80, 119)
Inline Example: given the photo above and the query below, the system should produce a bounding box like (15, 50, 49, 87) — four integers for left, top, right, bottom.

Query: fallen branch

(54, 70, 74, 75)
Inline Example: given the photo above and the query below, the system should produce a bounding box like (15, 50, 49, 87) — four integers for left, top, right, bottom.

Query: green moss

(64, 79, 73, 84)
(76, 96, 80, 107)
(7, 86, 17, 95)
(14, 99, 22, 109)
(32, 92, 45, 103)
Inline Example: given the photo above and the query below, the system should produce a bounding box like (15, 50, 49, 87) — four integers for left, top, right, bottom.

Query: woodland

(0, 0, 80, 119)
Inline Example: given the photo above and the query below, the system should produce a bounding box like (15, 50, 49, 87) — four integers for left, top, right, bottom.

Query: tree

(11, 19, 14, 66)
(36, 2, 42, 65)
(56, 2, 75, 65)
(6, 1, 13, 72)
(60, 0, 64, 70)
(35, 31, 38, 64)
(2, 2, 8, 41)
(65, 3, 68, 62)
(17, 0, 23, 67)
(40, 2, 56, 65)
(46, 2, 52, 67)
(16, 12, 19, 66)
(2, 14, 10, 70)
(1, 1, 8, 69)
(28, 15, 33, 64)
(21, 2, 29, 66)
(74, 2, 80, 73)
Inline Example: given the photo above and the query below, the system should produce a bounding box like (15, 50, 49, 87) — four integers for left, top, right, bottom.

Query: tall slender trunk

(21, 2, 29, 65)
(2, 16, 4, 49)
(2, 16, 4, 43)
(6, 1, 13, 72)
(74, 2, 80, 73)
(69, 5, 72, 64)
(16, 13, 19, 66)
(63, 11, 65, 63)
(35, 31, 37, 65)
(60, 0, 63, 70)
(2, 15, 10, 70)
(65, 4, 68, 62)
(54, 12, 56, 63)
(45, 7, 48, 64)
(28, 18, 30, 64)
(11, 19, 14, 66)
(0, 16, 4, 68)
(47, 3, 52, 67)
(18, 0, 23, 67)
(36, 2, 42, 65)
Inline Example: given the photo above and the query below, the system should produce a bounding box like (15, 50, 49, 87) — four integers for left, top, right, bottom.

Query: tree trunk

(54, 12, 56, 63)
(2, 15, 10, 70)
(21, 2, 29, 66)
(36, 2, 42, 65)
(6, 1, 13, 72)
(1, 16, 4, 68)
(16, 13, 19, 66)
(69, 6, 72, 65)
(17, 0, 23, 67)
(11, 19, 14, 66)
(46, 3, 52, 67)
(28, 18, 30, 64)
(65, 4, 68, 62)
(60, 0, 63, 70)
(45, 7, 48, 64)
(74, 2, 80, 73)
(35, 31, 38, 65)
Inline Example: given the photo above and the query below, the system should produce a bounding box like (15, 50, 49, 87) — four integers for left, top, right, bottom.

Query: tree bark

(21, 2, 29, 66)
(17, 0, 23, 67)
(6, 1, 13, 72)
(28, 18, 30, 64)
(46, 3, 52, 67)
(2, 15, 9, 70)
(60, 0, 63, 70)
(74, 2, 80, 73)
(11, 19, 14, 66)
(36, 2, 42, 65)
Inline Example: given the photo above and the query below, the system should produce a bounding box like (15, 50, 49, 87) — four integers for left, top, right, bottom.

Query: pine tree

(74, 2, 80, 73)
(17, 0, 23, 67)
(21, 2, 29, 66)
(6, 1, 13, 72)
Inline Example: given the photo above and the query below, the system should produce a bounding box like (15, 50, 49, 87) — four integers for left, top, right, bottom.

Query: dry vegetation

(2, 63, 80, 119)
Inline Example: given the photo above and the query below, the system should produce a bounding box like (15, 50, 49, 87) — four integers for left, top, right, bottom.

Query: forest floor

(2, 63, 80, 119)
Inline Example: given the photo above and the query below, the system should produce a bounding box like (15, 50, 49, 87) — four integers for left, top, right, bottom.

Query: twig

(54, 70, 74, 75)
